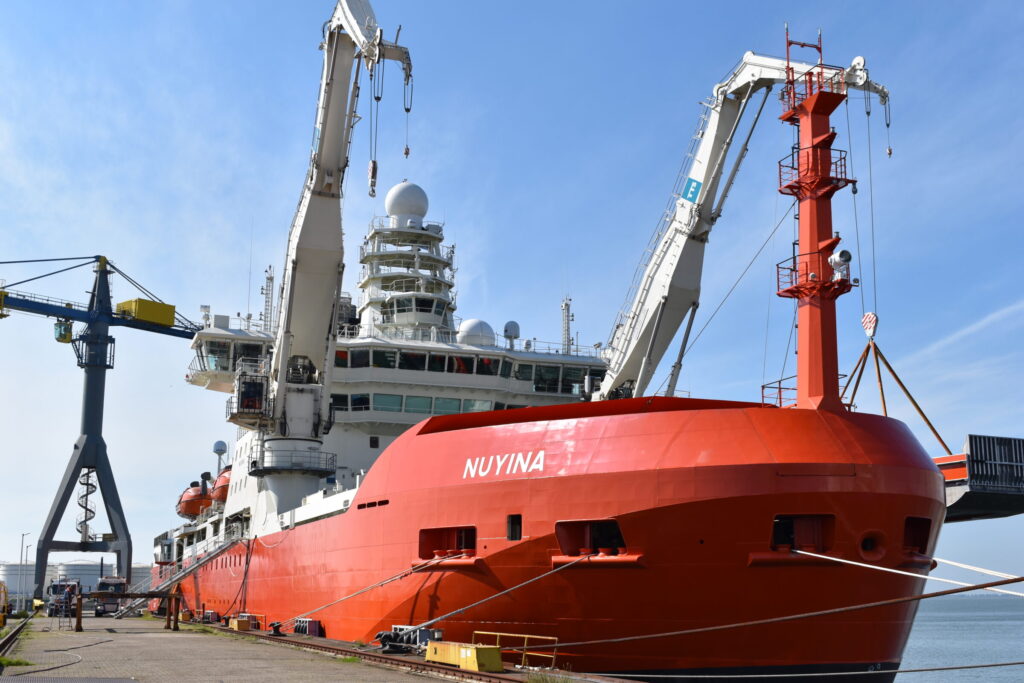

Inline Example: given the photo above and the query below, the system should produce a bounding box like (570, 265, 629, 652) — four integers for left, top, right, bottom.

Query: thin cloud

(900, 299, 1024, 366)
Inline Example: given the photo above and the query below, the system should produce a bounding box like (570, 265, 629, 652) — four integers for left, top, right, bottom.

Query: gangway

(112, 539, 241, 618)
(937, 435, 1024, 522)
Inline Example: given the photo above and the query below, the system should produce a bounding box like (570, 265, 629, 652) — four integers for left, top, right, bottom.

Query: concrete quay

(2, 615, 436, 681)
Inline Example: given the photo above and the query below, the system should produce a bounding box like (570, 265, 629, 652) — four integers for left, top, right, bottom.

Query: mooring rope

(792, 549, 1024, 598)
(934, 557, 1016, 579)
(505, 573, 1024, 652)
(275, 553, 469, 630)
(584, 659, 1024, 678)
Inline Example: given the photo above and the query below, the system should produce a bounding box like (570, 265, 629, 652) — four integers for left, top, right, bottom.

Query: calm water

(899, 594, 1024, 680)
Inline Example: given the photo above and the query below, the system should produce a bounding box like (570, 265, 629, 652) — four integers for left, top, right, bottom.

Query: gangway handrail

(112, 538, 241, 618)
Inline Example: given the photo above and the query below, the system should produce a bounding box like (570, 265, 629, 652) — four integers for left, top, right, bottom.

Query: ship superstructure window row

(331, 392, 528, 417)
(334, 347, 605, 395)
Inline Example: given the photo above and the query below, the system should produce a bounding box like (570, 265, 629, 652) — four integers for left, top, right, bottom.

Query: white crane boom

(263, 1, 410, 512)
(596, 51, 886, 400)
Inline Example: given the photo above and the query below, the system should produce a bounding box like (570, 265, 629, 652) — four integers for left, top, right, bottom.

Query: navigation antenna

(260, 266, 275, 334)
(561, 296, 574, 354)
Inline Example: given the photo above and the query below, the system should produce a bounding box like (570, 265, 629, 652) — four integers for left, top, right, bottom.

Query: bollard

(75, 594, 83, 632)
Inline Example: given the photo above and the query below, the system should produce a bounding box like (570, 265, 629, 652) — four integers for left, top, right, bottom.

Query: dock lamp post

(22, 545, 32, 611)
(17, 532, 29, 612)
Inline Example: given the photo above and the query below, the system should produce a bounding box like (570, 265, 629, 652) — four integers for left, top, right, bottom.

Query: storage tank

(0, 562, 59, 609)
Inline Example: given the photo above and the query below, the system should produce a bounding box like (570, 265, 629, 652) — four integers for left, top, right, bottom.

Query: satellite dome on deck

(457, 319, 496, 346)
(385, 181, 429, 227)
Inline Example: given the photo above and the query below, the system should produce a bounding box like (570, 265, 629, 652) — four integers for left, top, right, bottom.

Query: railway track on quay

(204, 622, 613, 682)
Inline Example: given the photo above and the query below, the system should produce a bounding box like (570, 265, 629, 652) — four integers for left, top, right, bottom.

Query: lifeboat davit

(176, 481, 212, 519)
(210, 466, 232, 502)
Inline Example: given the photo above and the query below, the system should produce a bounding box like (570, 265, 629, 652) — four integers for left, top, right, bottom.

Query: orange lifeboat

(176, 481, 212, 519)
(210, 465, 232, 503)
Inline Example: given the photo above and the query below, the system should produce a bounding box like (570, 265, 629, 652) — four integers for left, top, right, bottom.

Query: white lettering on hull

(463, 450, 545, 479)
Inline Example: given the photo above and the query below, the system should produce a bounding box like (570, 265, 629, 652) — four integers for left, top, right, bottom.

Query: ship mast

(776, 29, 856, 411)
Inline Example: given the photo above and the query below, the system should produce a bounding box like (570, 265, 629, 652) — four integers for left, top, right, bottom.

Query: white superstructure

(170, 181, 605, 564)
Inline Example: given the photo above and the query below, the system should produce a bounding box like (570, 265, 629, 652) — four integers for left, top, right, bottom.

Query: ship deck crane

(596, 49, 887, 401)
(0, 255, 198, 598)
(235, 0, 412, 521)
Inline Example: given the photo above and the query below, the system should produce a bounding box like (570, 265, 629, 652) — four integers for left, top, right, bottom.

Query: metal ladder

(112, 538, 241, 619)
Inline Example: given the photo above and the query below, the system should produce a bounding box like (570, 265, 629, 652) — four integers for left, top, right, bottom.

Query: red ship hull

(164, 397, 945, 679)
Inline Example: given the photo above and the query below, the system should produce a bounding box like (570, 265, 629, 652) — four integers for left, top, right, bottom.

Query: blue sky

(0, 1, 1021, 590)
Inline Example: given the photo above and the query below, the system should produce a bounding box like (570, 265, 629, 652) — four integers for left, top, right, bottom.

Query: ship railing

(781, 62, 847, 112)
(113, 538, 240, 619)
(472, 631, 558, 669)
(225, 394, 274, 421)
(762, 373, 847, 407)
(369, 216, 445, 233)
(234, 356, 270, 377)
(249, 450, 337, 477)
(778, 147, 851, 195)
(336, 323, 603, 358)
(360, 243, 446, 260)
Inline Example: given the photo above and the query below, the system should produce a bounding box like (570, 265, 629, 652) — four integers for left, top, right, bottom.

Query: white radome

(385, 181, 429, 218)
(457, 319, 496, 346)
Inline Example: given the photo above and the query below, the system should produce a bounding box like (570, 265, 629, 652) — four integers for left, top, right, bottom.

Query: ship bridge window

(514, 363, 534, 381)
(534, 365, 560, 393)
(433, 397, 461, 415)
(463, 399, 492, 413)
(448, 355, 475, 374)
(373, 394, 403, 412)
(427, 353, 447, 372)
(395, 298, 413, 313)
(561, 366, 586, 395)
(418, 526, 477, 559)
(351, 394, 370, 411)
(405, 396, 432, 414)
(770, 515, 835, 552)
(399, 351, 427, 371)
(204, 340, 231, 371)
(416, 297, 434, 313)
(351, 349, 370, 368)
(555, 520, 626, 556)
(903, 516, 932, 554)
(235, 343, 264, 368)
(334, 349, 349, 368)
(500, 360, 513, 378)
(476, 357, 499, 376)
(372, 349, 397, 368)
(331, 394, 348, 413)
(433, 301, 447, 315)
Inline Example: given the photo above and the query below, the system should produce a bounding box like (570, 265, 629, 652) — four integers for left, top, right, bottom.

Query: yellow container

(425, 641, 503, 673)
(229, 618, 251, 632)
(116, 298, 176, 326)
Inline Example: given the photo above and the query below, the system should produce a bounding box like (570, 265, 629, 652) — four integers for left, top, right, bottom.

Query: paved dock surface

(3, 615, 436, 681)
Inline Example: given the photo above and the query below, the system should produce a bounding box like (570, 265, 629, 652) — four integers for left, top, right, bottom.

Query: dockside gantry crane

(596, 45, 887, 401)
(0, 256, 198, 597)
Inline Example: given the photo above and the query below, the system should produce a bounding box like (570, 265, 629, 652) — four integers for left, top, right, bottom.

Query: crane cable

(864, 92, 879, 316)
(844, 99, 867, 317)
(1, 259, 96, 290)
(681, 200, 796, 359)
